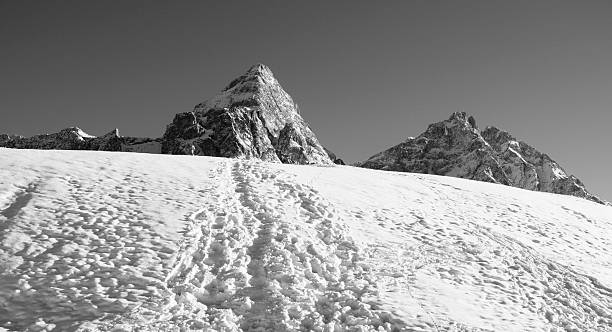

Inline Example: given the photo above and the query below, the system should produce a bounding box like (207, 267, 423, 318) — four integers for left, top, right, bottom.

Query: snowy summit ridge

(358, 112, 607, 204)
(162, 64, 333, 164)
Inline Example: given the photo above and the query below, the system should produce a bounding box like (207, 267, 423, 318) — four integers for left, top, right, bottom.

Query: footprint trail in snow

(103, 160, 405, 331)
(1, 148, 612, 331)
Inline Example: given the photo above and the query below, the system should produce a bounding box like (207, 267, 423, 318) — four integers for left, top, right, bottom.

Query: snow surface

(0, 148, 611, 331)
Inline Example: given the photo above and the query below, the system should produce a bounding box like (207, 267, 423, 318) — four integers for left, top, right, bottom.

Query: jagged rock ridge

(358, 112, 607, 204)
(0, 64, 335, 165)
(0, 128, 161, 153)
(162, 64, 333, 164)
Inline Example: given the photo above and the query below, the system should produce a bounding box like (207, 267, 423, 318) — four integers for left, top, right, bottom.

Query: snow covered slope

(0, 148, 611, 331)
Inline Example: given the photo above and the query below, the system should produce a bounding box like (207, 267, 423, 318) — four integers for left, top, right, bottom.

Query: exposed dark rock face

(0, 127, 93, 150)
(481, 126, 605, 204)
(358, 112, 607, 205)
(324, 147, 345, 165)
(358, 113, 510, 184)
(162, 64, 332, 165)
(0, 127, 161, 153)
(1, 64, 332, 165)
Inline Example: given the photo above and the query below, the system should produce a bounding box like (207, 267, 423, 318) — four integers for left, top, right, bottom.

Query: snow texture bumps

(1, 149, 611, 331)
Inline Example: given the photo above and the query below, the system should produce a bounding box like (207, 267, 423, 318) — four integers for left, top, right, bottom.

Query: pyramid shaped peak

(221, 63, 277, 92)
(197, 63, 291, 115)
(246, 63, 274, 75)
(165, 64, 332, 164)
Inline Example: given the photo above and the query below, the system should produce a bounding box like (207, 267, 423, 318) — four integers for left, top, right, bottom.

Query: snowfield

(0, 148, 611, 331)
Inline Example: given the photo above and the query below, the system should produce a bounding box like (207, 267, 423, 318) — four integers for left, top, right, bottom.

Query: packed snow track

(0, 149, 611, 331)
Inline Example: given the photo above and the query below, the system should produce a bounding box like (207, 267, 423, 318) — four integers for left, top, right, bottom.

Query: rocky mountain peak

(245, 63, 275, 78)
(445, 111, 478, 129)
(192, 64, 299, 124)
(163, 64, 332, 164)
(1, 64, 334, 165)
(221, 63, 276, 92)
(359, 112, 607, 205)
(416, 113, 481, 151)
(447, 111, 468, 122)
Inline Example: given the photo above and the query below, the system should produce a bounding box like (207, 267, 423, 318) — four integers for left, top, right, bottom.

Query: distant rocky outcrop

(162, 64, 332, 165)
(480, 126, 605, 204)
(324, 147, 345, 165)
(0, 127, 161, 153)
(358, 112, 607, 205)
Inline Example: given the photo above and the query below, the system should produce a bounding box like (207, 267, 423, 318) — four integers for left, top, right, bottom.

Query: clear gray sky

(1, 1, 611, 201)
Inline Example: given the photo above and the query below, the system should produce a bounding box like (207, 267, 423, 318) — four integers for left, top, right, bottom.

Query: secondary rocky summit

(162, 64, 333, 164)
(0, 64, 337, 165)
(358, 112, 607, 205)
